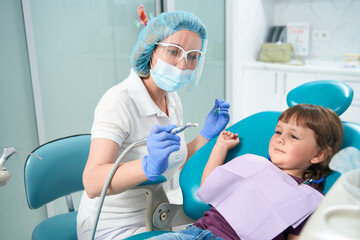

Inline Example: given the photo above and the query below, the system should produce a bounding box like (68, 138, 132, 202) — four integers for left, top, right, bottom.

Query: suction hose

(90, 138, 147, 240)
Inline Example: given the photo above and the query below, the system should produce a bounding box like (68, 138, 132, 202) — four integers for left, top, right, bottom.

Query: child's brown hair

(278, 104, 344, 191)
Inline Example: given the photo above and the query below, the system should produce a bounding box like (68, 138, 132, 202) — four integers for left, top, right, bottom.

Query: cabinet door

(317, 73, 360, 124)
(245, 69, 283, 116)
(244, 69, 317, 116)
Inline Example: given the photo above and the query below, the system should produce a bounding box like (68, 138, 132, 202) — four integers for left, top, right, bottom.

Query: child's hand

(216, 130, 240, 150)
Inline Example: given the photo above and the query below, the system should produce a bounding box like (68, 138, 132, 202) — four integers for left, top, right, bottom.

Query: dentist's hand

(200, 99, 230, 140)
(142, 124, 181, 181)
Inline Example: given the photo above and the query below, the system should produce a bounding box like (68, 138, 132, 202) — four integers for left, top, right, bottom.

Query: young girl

(148, 104, 344, 240)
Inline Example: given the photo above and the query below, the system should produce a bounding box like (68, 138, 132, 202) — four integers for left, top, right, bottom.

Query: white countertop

(243, 58, 360, 76)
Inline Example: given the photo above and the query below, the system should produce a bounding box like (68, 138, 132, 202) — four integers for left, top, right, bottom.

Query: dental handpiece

(0, 147, 16, 170)
(170, 122, 198, 134)
(0, 148, 16, 187)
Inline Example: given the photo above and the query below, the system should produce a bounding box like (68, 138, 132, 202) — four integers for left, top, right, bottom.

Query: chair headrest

(286, 80, 353, 116)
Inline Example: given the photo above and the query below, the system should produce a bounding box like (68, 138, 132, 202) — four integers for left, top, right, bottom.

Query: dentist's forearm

(186, 134, 209, 161)
(82, 138, 149, 198)
(83, 159, 148, 198)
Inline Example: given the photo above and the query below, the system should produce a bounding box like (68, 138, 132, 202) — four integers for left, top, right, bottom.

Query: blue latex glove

(200, 99, 230, 140)
(142, 124, 181, 181)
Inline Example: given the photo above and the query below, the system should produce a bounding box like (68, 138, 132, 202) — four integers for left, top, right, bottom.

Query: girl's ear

(310, 148, 327, 164)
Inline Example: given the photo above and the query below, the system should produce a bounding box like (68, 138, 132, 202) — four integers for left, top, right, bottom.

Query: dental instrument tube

(90, 138, 146, 240)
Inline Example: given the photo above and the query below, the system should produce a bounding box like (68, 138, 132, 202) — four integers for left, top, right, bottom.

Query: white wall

(274, 0, 360, 59)
(227, 0, 360, 123)
(226, 0, 275, 123)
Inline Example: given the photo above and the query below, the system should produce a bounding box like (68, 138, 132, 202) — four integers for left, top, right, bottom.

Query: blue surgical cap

(131, 11, 207, 78)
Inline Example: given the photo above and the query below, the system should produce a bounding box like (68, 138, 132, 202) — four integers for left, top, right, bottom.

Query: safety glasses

(155, 42, 204, 69)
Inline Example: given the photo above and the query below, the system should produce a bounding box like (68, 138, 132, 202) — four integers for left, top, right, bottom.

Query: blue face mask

(150, 58, 195, 93)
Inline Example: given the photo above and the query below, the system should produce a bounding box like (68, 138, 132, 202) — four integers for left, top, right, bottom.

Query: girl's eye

(275, 130, 281, 135)
(290, 135, 299, 140)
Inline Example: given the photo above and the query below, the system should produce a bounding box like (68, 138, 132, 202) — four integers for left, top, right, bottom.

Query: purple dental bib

(197, 154, 323, 240)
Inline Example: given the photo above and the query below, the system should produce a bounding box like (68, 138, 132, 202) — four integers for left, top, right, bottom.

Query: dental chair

(24, 134, 91, 240)
(24, 134, 168, 240)
(125, 80, 360, 239)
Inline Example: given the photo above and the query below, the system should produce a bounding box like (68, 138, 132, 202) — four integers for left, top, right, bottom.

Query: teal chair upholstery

(286, 80, 354, 116)
(324, 121, 360, 193)
(24, 134, 91, 240)
(126, 80, 360, 239)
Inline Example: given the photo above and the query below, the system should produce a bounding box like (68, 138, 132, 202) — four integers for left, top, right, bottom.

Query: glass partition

(26, 0, 158, 142)
(175, 0, 226, 140)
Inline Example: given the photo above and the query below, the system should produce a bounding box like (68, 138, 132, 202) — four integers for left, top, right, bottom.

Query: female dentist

(77, 11, 230, 240)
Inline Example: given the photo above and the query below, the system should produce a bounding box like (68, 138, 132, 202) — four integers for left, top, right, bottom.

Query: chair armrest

(135, 183, 195, 232)
(153, 203, 195, 229)
(135, 183, 169, 231)
(139, 175, 167, 186)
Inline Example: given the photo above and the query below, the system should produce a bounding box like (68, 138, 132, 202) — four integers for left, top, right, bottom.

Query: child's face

(268, 117, 323, 178)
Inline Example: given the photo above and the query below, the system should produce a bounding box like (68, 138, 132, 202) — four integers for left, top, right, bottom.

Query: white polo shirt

(77, 69, 187, 230)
